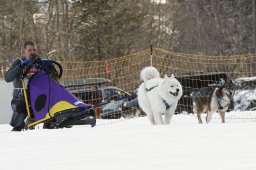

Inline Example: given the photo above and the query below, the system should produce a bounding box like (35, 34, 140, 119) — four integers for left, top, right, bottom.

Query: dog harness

(216, 95, 231, 110)
(162, 99, 171, 110)
(145, 85, 171, 110)
(215, 89, 232, 110)
(146, 85, 158, 92)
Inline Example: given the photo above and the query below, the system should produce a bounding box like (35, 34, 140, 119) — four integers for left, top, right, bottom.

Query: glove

(42, 60, 53, 67)
(30, 54, 40, 64)
(19, 59, 32, 67)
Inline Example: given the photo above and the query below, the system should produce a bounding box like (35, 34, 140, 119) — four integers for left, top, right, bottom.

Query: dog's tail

(140, 66, 160, 82)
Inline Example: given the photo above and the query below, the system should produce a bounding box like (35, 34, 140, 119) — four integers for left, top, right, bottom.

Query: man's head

(24, 41, 37, 59)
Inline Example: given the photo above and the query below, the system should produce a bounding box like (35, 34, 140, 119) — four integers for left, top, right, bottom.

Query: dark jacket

(5, 57, 58, 98)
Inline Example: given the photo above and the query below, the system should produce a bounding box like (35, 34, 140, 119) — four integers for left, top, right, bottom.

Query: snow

(1, 112, 256, 170)
(1, 80, 256, 170)
(234, 90, 256, 111)
(234, 76, 256, 83)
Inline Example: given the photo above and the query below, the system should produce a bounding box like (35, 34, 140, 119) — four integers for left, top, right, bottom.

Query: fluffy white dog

(137, 66, 182, 125)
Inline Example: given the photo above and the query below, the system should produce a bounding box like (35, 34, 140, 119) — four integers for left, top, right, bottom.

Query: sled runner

(21, 59, 96, 129)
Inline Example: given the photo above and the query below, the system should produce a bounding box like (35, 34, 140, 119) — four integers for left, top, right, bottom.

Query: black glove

(30, 54, 40, 64)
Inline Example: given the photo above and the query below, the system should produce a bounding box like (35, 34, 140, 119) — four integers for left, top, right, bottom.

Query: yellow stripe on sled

(28, 101, 78, 128)
(48, 101, 78, 117)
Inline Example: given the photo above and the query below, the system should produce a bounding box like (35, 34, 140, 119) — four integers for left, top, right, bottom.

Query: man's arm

(4, 59, 23, 82)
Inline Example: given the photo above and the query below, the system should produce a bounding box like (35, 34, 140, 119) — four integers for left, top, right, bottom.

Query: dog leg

(206, 111, 213, 123)
(219, 111, 225, 123)
(193, 105, 202, 124)
(153, 111, 164, 125)
(146, 111, 155, 125)
(197, 112, 203, 124)
(164, 107, 175, 124)
(164, 112, 173, 125)
(140, 102, 156, 124)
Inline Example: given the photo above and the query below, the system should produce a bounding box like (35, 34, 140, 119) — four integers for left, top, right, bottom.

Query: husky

(191, 79, 234, 124)
(137, 66, 183, 125)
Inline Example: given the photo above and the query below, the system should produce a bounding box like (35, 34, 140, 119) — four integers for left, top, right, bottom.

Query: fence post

(1, 66, 3, 78)
(150, 45, 153, 66)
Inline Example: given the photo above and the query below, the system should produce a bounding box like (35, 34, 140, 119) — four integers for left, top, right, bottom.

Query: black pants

(10, 98, 27, 129)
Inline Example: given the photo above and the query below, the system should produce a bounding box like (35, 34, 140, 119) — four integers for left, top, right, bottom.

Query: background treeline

(0, 0, 254, 62)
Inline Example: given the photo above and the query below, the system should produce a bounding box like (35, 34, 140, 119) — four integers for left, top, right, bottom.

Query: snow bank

(0, 80, 12, 124)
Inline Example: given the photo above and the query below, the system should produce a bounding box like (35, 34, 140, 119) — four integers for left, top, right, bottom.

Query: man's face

(24, 45, 37, 59)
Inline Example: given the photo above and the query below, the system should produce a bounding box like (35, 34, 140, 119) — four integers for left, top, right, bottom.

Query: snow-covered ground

(1, 112, 256, 170)
(1, 80, 256, 170)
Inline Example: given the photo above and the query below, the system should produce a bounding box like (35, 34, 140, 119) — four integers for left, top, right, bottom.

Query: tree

(72, 0, 151, 60)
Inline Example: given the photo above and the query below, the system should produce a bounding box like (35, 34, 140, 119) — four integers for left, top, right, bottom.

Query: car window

(84, 90, 103, 104)
(104, 89, 116, 97)
(104, 88, 126, 99)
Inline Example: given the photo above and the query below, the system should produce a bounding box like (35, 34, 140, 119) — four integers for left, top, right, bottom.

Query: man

(5, 41, 59, 131)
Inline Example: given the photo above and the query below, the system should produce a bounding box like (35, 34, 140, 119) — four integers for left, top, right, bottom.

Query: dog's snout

(176, 89, 180, 92)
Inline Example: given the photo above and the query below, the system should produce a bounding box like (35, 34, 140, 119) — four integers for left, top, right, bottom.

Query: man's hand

(19, 59, 32, 67)
(30, 54, 40, 64)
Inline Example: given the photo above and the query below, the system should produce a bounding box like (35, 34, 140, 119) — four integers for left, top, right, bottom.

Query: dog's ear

(219, 78, 225, 85)
(228, 79, 235, 90)
(170, 74, 174, 78)
(164, 74, 168, 79)
(220, 78, 225, 83)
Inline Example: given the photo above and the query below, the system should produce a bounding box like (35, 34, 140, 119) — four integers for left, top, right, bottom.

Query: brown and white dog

(191, 79, 234, 124)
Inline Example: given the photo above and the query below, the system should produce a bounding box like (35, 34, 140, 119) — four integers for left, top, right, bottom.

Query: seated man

(5, 41, 59, 131)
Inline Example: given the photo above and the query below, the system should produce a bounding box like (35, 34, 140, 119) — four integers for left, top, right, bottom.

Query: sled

(21, 59, 96, 129)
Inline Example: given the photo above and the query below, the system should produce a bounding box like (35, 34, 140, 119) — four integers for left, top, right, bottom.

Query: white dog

(137, 66, 183, 125)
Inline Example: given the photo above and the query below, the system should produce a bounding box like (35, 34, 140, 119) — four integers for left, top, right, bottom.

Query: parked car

(119, 89, 146, 118)
(62, 78, 134, 119)
(120, 98, 146, 118)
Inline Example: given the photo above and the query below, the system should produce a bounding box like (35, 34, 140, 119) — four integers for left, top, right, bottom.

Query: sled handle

(51, 60, 63, 78)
